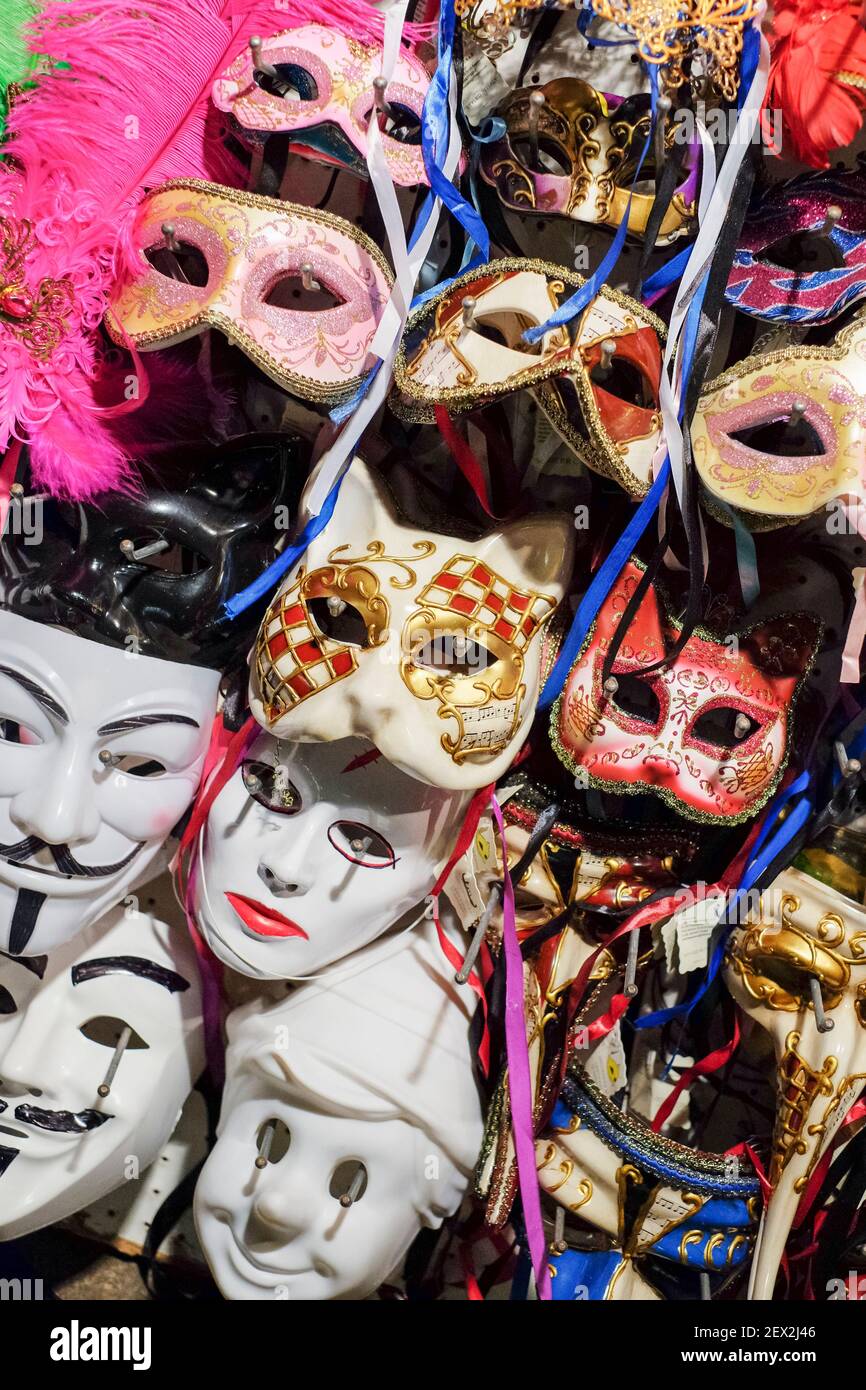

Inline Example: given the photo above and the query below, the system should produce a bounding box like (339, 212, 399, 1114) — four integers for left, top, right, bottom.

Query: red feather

(767, 1, 866, 166)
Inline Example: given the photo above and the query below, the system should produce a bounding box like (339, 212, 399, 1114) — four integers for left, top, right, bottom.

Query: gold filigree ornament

(0, 216, 75, 362)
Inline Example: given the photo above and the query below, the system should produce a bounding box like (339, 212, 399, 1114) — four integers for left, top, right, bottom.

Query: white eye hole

(255, 1117, 292, 1167)
(329, 1160, 368, 1206)
(79, 1016, 149, 1050)
(328, 821, 396, 869)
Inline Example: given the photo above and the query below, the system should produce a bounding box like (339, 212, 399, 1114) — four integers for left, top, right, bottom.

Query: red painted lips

(225, 893, 309, 940)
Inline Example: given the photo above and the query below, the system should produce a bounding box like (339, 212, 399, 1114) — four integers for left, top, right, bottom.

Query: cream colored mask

(724, 867, 866, 1299)
(106, 180, 393, 405)
(249, 460, 572, 790)
(693, 314, 866, 524)
(391, 259, 666, 498)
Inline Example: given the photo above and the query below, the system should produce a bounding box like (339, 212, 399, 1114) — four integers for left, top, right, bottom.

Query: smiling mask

(196, 733, 469, 980)
(0, 902, 204, 1239)
(250, 459, 573, 790)
(194, 917, 482, 1300)
(0, 437, 297, 955)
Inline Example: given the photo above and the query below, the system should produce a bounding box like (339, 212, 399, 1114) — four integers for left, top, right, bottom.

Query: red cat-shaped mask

(549, 561, 820, 823)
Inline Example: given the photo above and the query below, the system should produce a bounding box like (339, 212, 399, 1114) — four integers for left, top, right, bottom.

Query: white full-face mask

(194, 918, 482, 1300)
(196, 733, 469, 981)
(0, 903, 204, 1239)
(249, 459, 573, 790)
(0, 610, 219, 956)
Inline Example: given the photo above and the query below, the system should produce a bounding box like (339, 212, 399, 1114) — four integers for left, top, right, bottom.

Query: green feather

(0, 0, 39, 139)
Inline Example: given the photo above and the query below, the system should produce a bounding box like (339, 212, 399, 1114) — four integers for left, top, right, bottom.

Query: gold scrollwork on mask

(770, 1031, 838, 1187)
(727, 892, 866, 1014)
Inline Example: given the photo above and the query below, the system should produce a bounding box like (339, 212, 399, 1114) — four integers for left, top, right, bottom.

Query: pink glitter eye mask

(726, 169, 866, 326)
(105, 179, 393, 404)
(211, 25, 451, 188)
(692, 312, 866, 524)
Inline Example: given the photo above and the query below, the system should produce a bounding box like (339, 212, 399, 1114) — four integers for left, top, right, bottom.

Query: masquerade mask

(250, 458, 572, 791)
(194, 918, 481, 1300)
(0, 902, 203, 1239)
(212, 24, 445, 187)
(0, 610, 216, 956)
(693, 314, 866, 523)
(537, 1068, 761, 1295)
(392, 260, 665, 498)
(2, 435, 300, 668)
(549, 559, 820, 824)
(478, 79, 696, 245)
(105, 180, 393, 404)
(724, 867, 866, 1299)
(197, 733, 469, 980)
(726, 170, 866, 325)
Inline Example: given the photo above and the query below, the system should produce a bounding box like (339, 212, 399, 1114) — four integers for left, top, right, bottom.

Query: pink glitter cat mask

(693, 312, 866, 524)
(105, 179, 393, 404)
(212, 24, 454, 187)
(550, 560, 820, 824)
(726, 169, 866, 325)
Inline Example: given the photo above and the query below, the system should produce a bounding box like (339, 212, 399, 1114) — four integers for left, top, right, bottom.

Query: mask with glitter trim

(549, 559, 820, 824)
(212, 24, 452, 187)
(478, 78, 697, 245)
(105, 180, 393, 404)
(726, 169, 866, 325)
(250, 458, 573, 791)
(693, 313, 866, 523)
(391, 259, 665, 499)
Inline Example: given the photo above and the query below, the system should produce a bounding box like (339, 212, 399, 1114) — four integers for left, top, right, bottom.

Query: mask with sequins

(211, 24, 452, 187)
(726, 169, 866, 325)
(549, 559, 820, 824)
(478, 78, 697, 246)
(693, 313, 866, 523)
(391, 259, 666, 498)
(249, 458, 573, 792)
(105, 180, 393, 404)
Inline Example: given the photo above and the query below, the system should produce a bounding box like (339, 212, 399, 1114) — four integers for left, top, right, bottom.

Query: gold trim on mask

(770, 1031, 838, 1187)
(726, 892, 866, 1014)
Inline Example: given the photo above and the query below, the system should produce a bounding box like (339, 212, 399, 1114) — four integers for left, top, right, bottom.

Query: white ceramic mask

(249, 459, 573, 790)
(724, 867, 866, 1299)
(0, 609, 219, 956)
(196, 732, 469, 980)
(0, 903, 204, 1239)
(194, 918, 482, 1300)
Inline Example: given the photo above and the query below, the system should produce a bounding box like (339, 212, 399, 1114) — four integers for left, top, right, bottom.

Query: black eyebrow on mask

(71, 956, 190, 993)
(0, 951, 47, 978)
(0, 665, 68, 725)
(96, 714, 201, 736)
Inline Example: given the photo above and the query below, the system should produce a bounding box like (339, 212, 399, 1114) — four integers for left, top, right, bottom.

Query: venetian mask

(478, 79, 696, 245)
(211, 24, 445, 187)
(196, 732, 470, 980)
(549, 559, 820, 824)
(726, 169, 866, 325)
(105, 180, 393, 404)
(392, 260, 665, 498)
(0, 438, 296, 955)
(724, 867, 866, 1299)
(0, 902, 204, 1239)
(693, 312, 866, 524)
(194, 917, 482, 1300)
(250, 458, 572, 791)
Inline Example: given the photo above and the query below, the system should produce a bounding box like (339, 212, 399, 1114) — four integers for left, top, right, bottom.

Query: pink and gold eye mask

(550, 559, 820, 824)
(212, 24, 447, 187)
(693, 314, 866, 524)
(105, 180, 393, 404)
(391, 258, 665, 498)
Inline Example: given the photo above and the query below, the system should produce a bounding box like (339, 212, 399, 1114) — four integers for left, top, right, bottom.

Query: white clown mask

(0, 610, 219, 956)
(0, 903, 204, 1239)
(249, 459, 573, 790)
(194, 918, 482, 1300)
(724, 867, 866, 1299)
(196, 733, 469, 980)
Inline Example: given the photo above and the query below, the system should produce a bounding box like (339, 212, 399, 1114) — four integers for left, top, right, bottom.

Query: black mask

(0, 434, 302, 670)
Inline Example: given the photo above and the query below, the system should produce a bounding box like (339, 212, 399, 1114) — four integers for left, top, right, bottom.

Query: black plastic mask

(0, 434, 301, 670)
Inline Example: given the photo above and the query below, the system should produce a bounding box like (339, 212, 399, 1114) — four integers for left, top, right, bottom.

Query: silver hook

(326, 596, 347, 617)
(624, 927, 640, 998)
(300, 262, 320, 293)
(734, 713, 752, 740)
(120, 537, 170, 562)
(808, 976, 834, 1033)
(528, 89, 545, 171)
(550, 1204, 567, 1254)
(787, 400, 807, 428)
(455, 882, 502, 985)
(372, 75, 395, 123)
(161, 222, 180, 253)
(339, 1164, 366, 1207)
(820, 205, 842, 237)
(98, 749, 123, 769)
(255, 1118, 277, 1169)
(249, 36, 278, 80)
(602, 675, 618, 698)
(97, 1024, 132, 1098)
(598, 338, 617, 374)
(654, 94, 672, 173)
(461, 295, 477, 332)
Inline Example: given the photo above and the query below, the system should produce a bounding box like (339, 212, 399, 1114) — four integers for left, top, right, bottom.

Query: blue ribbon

(642, 245, 691, 300)
(222, 472, 345, 620)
